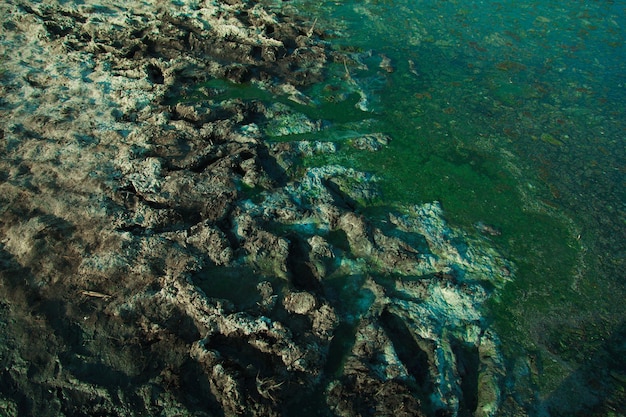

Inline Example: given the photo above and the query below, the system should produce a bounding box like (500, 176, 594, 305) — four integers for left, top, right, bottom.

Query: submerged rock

(348, 132, 392, 151)
(263, 102, 326, 137)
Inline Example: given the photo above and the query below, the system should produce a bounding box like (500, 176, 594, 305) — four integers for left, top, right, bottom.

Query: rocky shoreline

(0, 1, 513, 416)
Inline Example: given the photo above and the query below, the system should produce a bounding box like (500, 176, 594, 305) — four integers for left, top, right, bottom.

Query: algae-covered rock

(263, 103, 326, 137)
(0, 0, 515, 415)
(348, 132, 392, 151)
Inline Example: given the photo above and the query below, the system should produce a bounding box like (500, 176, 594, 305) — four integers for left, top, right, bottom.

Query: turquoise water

(274, 0, 625, 414)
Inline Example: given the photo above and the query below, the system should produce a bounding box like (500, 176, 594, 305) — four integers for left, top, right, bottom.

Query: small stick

(81, 290, 112, 300)
(343, 59, 358, 87)
(343, 59, 353, 82)
(307, 17, 318, 38)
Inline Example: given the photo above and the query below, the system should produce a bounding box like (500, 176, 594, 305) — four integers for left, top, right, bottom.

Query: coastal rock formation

(0, 1, 513, 416)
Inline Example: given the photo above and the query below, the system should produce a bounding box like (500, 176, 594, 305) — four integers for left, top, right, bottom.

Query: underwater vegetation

(0, 0, 624, 416)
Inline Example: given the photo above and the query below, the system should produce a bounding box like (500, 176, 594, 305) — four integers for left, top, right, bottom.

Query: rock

(379, 54, 394, 73)
(338, 212, 376, 257)
(256, 281, 278, 313)
(311, 303, 339, 339)
(474, 221, 502, 236)
(232, 211, 291, 278)
(271, 140, 337, 173)
(263, 103, 326, 137)
(307, 235, 336, 278)
(283, 291, 317, 315)
(349, 132, 391, 151)
(185, 222, 234, 266)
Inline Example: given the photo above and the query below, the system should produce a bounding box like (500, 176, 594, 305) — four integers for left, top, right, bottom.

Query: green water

(178, 0, 625, 412)
(280, 0, 626, 413)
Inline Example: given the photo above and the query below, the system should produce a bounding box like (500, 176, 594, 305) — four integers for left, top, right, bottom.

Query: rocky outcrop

(0, 1, 513, 416)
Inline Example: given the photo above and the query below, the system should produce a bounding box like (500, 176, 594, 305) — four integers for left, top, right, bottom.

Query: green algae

(191, 78, 591, 402)
(173, 0, 625, 411)
(288, 1, 626, 411)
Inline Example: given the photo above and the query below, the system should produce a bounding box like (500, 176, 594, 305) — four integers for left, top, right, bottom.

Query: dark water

(274, 0, 625, 414)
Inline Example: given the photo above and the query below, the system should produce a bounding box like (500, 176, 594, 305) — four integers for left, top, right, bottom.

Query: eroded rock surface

(1, 1, 513, 416)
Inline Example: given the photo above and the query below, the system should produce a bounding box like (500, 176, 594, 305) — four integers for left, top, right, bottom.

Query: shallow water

(272, 0, 625, 414)
(1, 0, 623, 414)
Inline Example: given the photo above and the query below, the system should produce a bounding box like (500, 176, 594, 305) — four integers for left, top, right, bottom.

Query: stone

(349, 132, 391, 151)
(283, 291, 317, 315)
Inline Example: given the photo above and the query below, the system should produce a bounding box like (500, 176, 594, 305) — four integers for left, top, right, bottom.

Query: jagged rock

(263, 102, 326, 136)
(256, 281, 278, 313)
(312, 303, 339, 339)
(0, 0, 515, 416)
(186, 222, 234, 266)
(271, 140, 338, 172)
(338, 211, 376, 257)
(284, 291, 317, 315)
(232, 211, 291, 277)
(307, 235, 337, 278)
(349, 132, 391, 151)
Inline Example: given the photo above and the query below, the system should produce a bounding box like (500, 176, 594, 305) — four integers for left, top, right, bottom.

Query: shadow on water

(379, 308, 435, 414)
(539, 321, 626, 417)
(451, 338, 480, 416)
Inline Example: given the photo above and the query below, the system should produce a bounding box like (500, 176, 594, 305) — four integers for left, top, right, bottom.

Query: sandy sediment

(0, 1, 513, 416)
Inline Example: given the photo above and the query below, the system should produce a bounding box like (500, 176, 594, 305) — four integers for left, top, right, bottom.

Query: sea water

(280, 0, 626, 414)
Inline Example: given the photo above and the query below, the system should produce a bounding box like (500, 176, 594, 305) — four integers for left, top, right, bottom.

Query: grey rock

(349, 132, 391, 151)
(284, 291, 317, 315)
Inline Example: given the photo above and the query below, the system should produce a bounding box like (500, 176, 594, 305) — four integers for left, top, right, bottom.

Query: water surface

(281, 0, 626, 414)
